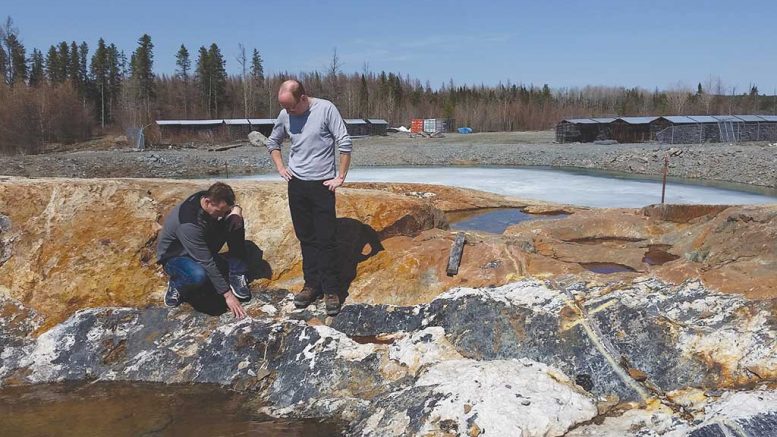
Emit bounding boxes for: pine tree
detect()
[78,42,89,86]
[358,74,369,117]
[91,38,109,126]
[28,48,44,86]
[175,44,191,117]
[45,45,60,82]
[542,84,551,101]
[69,41,80,85]
[249,48,265,116]
[250,48,263,82]
[129,34,155,119]
[106,44,123,121]
[7,34,27,85]
[175,44,190,80]
[207,43,227,117]
[195,43,227,117]
[57,41,70,82]
[195,46,211,116]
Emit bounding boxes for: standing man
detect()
[156,182,250,319]
[265,79,352,316]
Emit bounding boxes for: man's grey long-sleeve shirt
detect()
[156,192,230,293]
[265,97,352,181]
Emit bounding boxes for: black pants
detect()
[288,178,339,294]
[221,215,248,262]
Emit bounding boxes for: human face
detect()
[278,92,307,115]
[202,197,232,219]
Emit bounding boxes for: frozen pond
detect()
[245,167,777,208]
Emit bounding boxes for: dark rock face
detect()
[0,214,12,267]
[424,290,644,401]
[1,278,775,436]
[0,298,42,382]
[736,412,777,437]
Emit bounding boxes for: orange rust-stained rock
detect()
[0,178,452,328]
[1,177,775,329]
[627,368,649,382]
[640,204,732,223]
[505,205,777,300]
[344,230,533,306]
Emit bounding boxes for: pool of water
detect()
[580,262,637,274]
[242,167,777,208]
[0,382,341,437]
[642,244,681,265]
[448,208,566,233]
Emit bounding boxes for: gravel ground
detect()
[1,131,776,189]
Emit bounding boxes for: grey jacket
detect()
[156,191,231,293]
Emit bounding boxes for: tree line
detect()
[1,16,775,154]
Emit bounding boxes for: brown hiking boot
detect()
[324,294,341,316]
[294,286,321,309]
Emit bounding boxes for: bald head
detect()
[279,80,306,100]
[278,80,310,115]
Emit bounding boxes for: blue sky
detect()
[5,0,777,93]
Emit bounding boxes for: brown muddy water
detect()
[642,244,681,266]
[0,382,342,436]
[579,262,637,274]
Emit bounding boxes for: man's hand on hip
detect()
[224,290,247,319]
[277,166,293,181]
[323,175,345,192]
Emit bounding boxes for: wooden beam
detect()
[446,232,466,276]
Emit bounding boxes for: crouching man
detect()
[156,182,250,319]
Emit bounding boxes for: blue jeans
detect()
[163,253,247,296]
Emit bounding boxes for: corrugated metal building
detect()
[558,114,777,144]
[734,115,766,142]
[223,119,252,140]
[555,117,615,143]
[611,116,660,143]
[654,115,777,144]
[653,116,713,143]
[247,118,276,137]
[366,119,389,136]
[158,117,392,142]
[157,119,226,142]
[344,119,370,136]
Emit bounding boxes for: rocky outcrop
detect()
[0,178,459,328]
[2,178,775,330]
[1,178,775,435]
[0,177,584,326]
[1,278,774,435]
[506,204,777,300]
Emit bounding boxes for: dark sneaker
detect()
[229,273,251,300]
[294,286,321,309]
[164,281,182,307]
[324,294,341,316]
